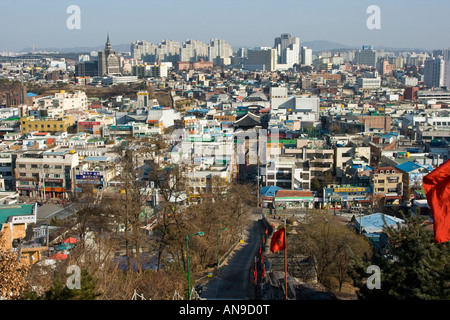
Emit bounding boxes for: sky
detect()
[0,0,449,52]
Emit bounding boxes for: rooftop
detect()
[354,212,404,234]
[0,204,36,226]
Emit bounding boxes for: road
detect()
[200,210,264,300]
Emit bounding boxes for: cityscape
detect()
[0,1,449,308]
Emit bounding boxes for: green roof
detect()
[0,204,35,225]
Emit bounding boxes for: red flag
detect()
[423,160,450,243]
[270,227,286,253]
[253,268,257,284]
[262,265,265,278]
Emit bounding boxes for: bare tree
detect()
[293,212,371,291]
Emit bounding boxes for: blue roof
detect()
[354,213,404,234]
[260,186,281,197]
[187,109,209,113]
[84,156,110,162]
[396,161,432,173]
[26,92,38,97]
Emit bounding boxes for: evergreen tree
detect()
[350,215,450,300]
[37,269,100,300]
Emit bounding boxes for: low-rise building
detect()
[15,149,79,201]
[20,115,74,135]
[371,167,404,206]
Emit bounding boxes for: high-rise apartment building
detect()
[301,46,312,66]
[424,57,445,88]
[442,49,450,88]
[208,39,233,65]
[154,39,181,63]
[130,39,181,63]
[130,40,157,60]
[180,39,209,62]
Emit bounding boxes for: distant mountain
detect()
[18,43,131,54]
[301,40,357,52]
[301,40,430,53]
[18,40,431,55]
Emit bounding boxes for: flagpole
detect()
[284,218,287,300]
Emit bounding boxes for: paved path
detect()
[200,212,264,300]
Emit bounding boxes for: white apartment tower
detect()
[424,57,445,88]
[180,39,209,62]
[301,47,313,66]
[208,39,233,64]
[274,33,300,68]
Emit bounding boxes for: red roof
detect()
[275,190,314,198]
[63,237,79,244]
[50,253,68,260]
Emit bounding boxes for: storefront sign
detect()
[11,215,36,224]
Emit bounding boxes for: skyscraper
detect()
[355,45,377,67]
[274,33,300,68]
[208,39,232,65]
[424,57,445,88]
[442,49,450,88]
[301,46,312,66]
[98,34,120,76]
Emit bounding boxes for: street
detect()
[200,210,264,300]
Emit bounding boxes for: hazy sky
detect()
[1,0,449,52]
